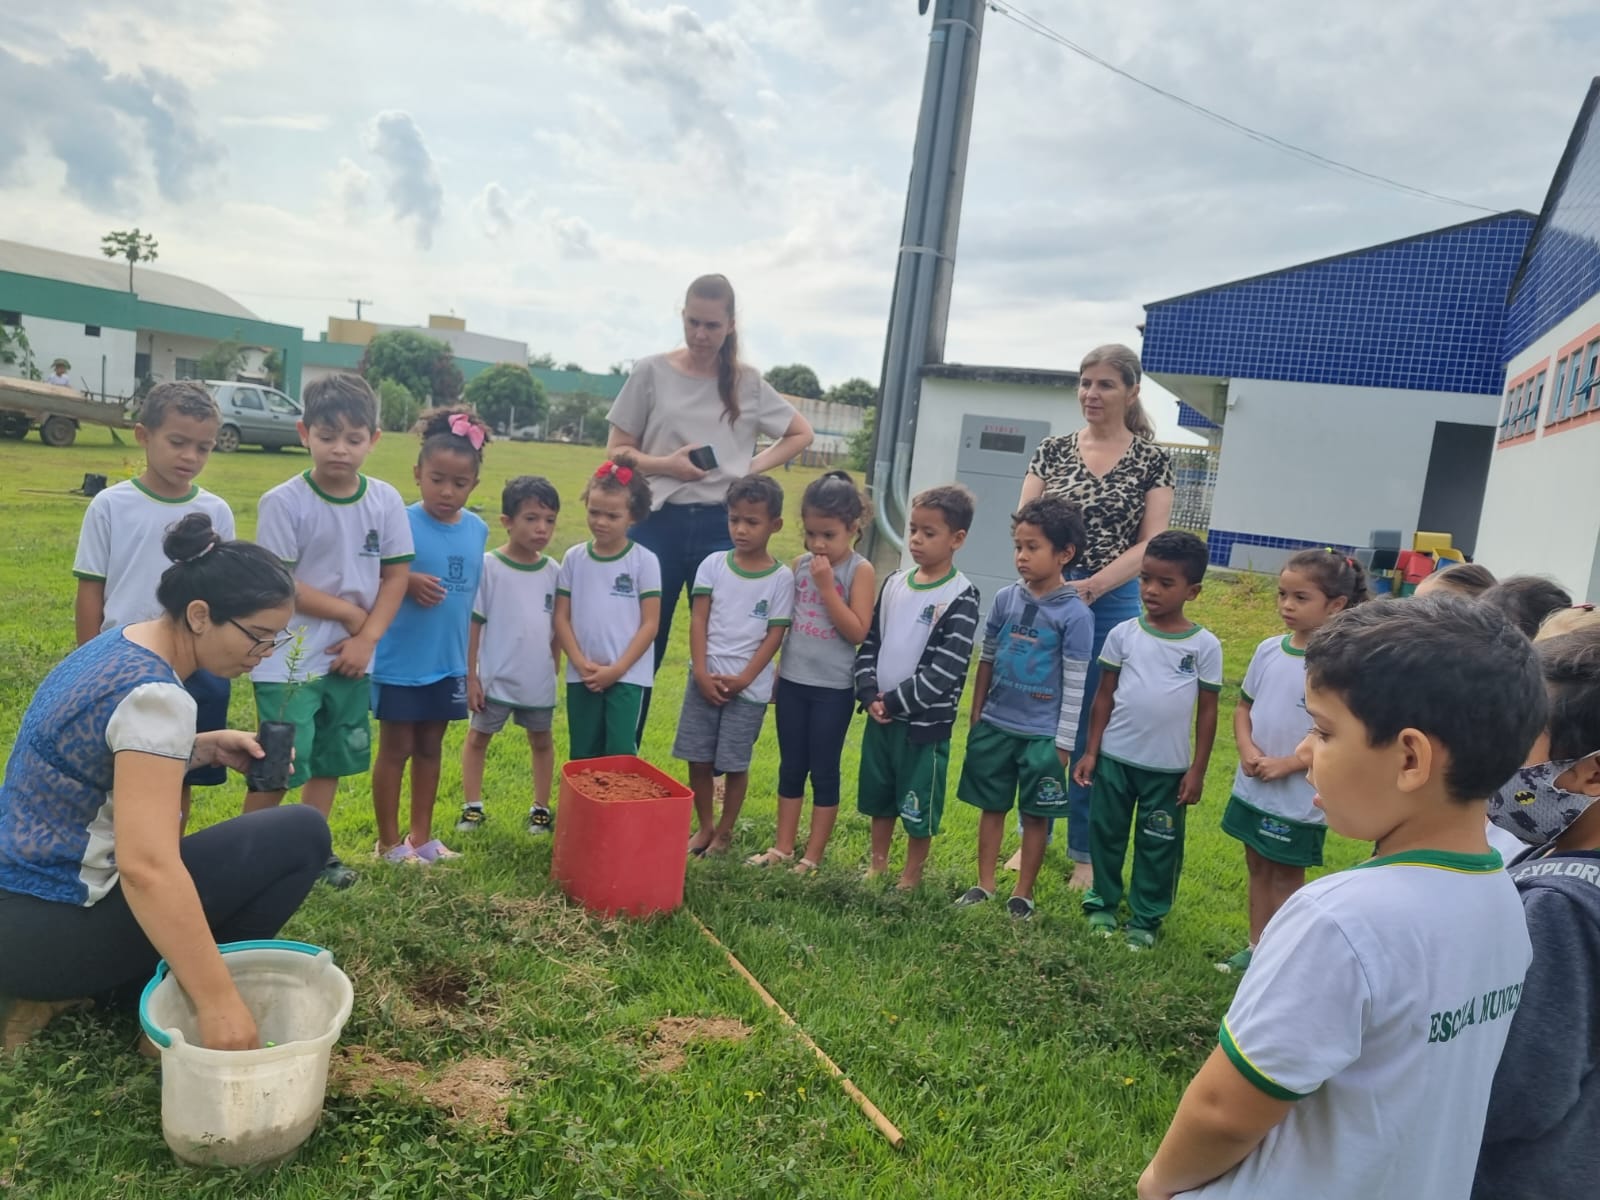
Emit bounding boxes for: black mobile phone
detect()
[688,445,719,471]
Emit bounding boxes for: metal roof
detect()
[0,239,260,321]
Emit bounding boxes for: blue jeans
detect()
[631,501,733,734]
[1020,572,1142,862]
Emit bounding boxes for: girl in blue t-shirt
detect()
[371,409,491,865]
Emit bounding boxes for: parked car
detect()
[204,381,303,452]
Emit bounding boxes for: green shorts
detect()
[566,682,644,761]
[956,721,1069,819]
[857,719,949,839]
[1221,794,1327,867]
[252,673,373,789]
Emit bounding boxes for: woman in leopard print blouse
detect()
[1014,344,1174,888]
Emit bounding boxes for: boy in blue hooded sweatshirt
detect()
[954,497,1094,919]
[1075,530,1222,948]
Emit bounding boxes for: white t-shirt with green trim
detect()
[72,480,236,631]
[1098,616,1223,773]
[691,551,795,704]
[249,471,414,682]
[1232,634,1319,824]
[472,550,559,710]
[1194,849,1531,1200]
[874,567,973,695]
[556,540,662,688]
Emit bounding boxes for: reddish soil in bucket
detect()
[571,770,673,801]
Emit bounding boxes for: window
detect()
[84,325,101,337]
[1578,340,1600,417]
[232,387,263,410]
[0,311,20,327]
[265,390,300,416]
[1527,370,1547,433]
[1500,382,1522,441]
[174,357,201,380]
[1548,359,1568,425]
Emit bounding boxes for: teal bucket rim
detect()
[138,939,331,1049]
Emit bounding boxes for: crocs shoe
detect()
[375,841,422,866]
[1086,910,1119,938]
[954,886,993,907]
[1125,928,1157,951]
[1007,895,1036,920]
[407,837,462,864]
[455,804,488,833]
[321,856,360,887]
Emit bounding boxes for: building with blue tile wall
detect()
[1142,213,1532,568]
[1476,80,1600,601]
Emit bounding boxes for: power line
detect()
[986,0,1498,214]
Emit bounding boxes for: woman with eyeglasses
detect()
[0,514,331,1053]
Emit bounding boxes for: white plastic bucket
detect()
[138,939,354,1168]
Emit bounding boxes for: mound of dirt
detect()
[569,770,674,801]
[640,1016,752,1074]
[332,1048,517,1131]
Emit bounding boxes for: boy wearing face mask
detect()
[1474,627,1600,1200]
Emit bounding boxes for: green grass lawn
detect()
[0,427,1370,1198]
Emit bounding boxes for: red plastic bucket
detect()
[549,755,695,917]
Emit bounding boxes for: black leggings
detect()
[0,805,330,1003]
[774,678,858,807]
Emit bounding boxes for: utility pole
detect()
[348,298,375,320]
[866,0,986,565]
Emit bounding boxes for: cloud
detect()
[547,212,598,260]
[220,113,330,131]
[475,182,515,239]
[0,45,223,207]
[472,0,749,180]
[330,157,372,216]
[366,111,444,249]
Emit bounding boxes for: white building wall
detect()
[1475,292,1600,601]
[146,332,231,383]
[1209,378,1498,547]
[3,316,137,396]
[908,377,1083,502]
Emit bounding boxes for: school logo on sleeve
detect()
[752,599,770,619]
[611,572,635,597]
[362,529,381,556]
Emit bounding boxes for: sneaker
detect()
[1086,910,1119,938]
[320,856,359,888]
[1216,946,1253,974]
[954,886,993,907]
[456,804,488,833]
[527,806,554,835]
[1125,928,1157,951]
[407,837,461,864]
[1007,895,1036,920]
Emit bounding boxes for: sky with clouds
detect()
[5,0,1600,437]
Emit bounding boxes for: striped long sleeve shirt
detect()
[853,567,980,745]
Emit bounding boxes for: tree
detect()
[360,329,461,404]
[847,407,876,472]
[528,351,556,369]
[377,379,420,433]
[547,391,610,445]
[560,361,585,373]
[824,377,877,408]
[464,363,547,433]
[608,361,630,376]
[261,349,285,390]
[0,324,41,380]
[100,229,159,292]
[195,337,245,381]
[765,363,823,400]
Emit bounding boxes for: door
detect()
[1416,421,1494,558]
[262,388,302,447]
[228,386,270,442]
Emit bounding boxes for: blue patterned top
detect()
[0,630,195,906]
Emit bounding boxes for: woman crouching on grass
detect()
[0,514,330,1053]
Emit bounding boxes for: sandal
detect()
[792,858,820,875]
[744,848,794,867]
[704,834,734,857]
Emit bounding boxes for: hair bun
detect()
[163,512,221,563]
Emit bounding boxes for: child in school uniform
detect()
[953,496,1092,918]
[854,484,980,890]
[1075,530,1222,948]
[553,461,660,759]
[458,475,562,835]
[244,375,413,889]
[1140,597,1544,1200]
[72,381,236,827]
[370,409,491,865]
[678,475,794,856]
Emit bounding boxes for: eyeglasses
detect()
[228,619,296,654]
